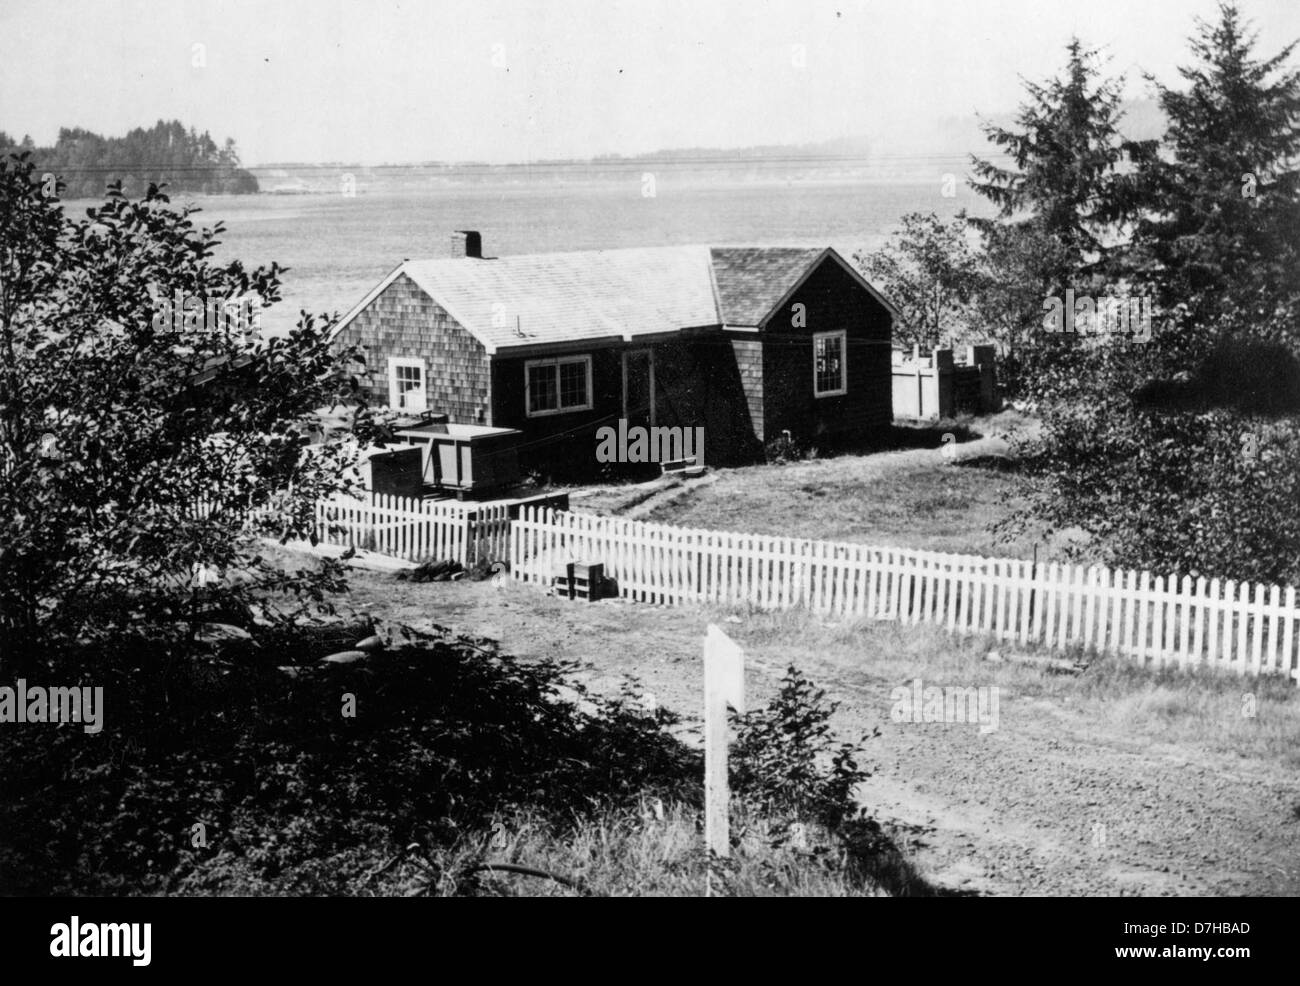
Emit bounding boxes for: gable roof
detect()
[709,247,826,326]
[332,244,896,354]
[405,246,720,352]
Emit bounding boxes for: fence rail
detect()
[312,494,501,565]
[199,492,512,566]
[511,506,1300,683]
[204,492,1300,682]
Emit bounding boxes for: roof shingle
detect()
[709,247,827,326]
[335,243,886,353]
[401,246,719,351]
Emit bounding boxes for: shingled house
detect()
[330,232,898,468]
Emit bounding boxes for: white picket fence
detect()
[511,506,1300,683]
[198,492,511,566]
[311,494,511,565]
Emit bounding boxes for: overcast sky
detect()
[2,0,1299,165]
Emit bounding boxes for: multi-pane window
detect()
[388,357,426,410]
[813,331,846,397]
[559,360,588,408]
[526,356,592,416]
[395,363,421,393]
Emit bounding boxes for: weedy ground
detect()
[316,555,1300,896]
[392,804,888,897]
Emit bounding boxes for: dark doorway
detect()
[622,349,655,429]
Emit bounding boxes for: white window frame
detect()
[388,356,427,410]
[813,330,847,398]
[525,355,593,418]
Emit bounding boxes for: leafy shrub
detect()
[0,625,700,895]
[1003,334,1300,585]
[0,155,384,665]
[730,666,876,829]
[0,630,888,895]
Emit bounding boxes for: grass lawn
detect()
[617,411,1078,562]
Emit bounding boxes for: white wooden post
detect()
[704,624,745,862]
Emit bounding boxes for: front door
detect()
[622,349,655,429]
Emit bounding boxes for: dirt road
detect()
[332,566,1300,897]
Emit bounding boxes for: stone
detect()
[195,623,254,647]
[320,650,369,664]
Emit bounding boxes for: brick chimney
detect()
[450,230,482,258]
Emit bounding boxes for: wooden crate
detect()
[573,562,604,601]
[554,561,603,601]
[552,561,575,600]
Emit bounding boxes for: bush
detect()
[0,625,700,895]
[730,666,876,830]
[1004,332,1300,585]
[0,155,383,664]
[0,631,883,895]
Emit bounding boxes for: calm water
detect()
[70,177,991,334]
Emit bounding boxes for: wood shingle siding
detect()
[729,337,766,444]
[333,273,491,423]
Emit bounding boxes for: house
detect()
[329,232,898,469]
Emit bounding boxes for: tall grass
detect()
[719,606,1300,767]
[417,804,887,897]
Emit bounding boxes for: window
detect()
[526,355,592,417]
[813,331,846,397]
[388,357,426,410]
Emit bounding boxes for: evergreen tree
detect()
[969,38,1127,294]
[1001,5,1300,585]
[1112,2,1300,344]
[964,39,1129,395]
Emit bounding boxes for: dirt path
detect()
[787,652,1300,897]
[325,565,1300,897]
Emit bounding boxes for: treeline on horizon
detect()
[0,120,258,197]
